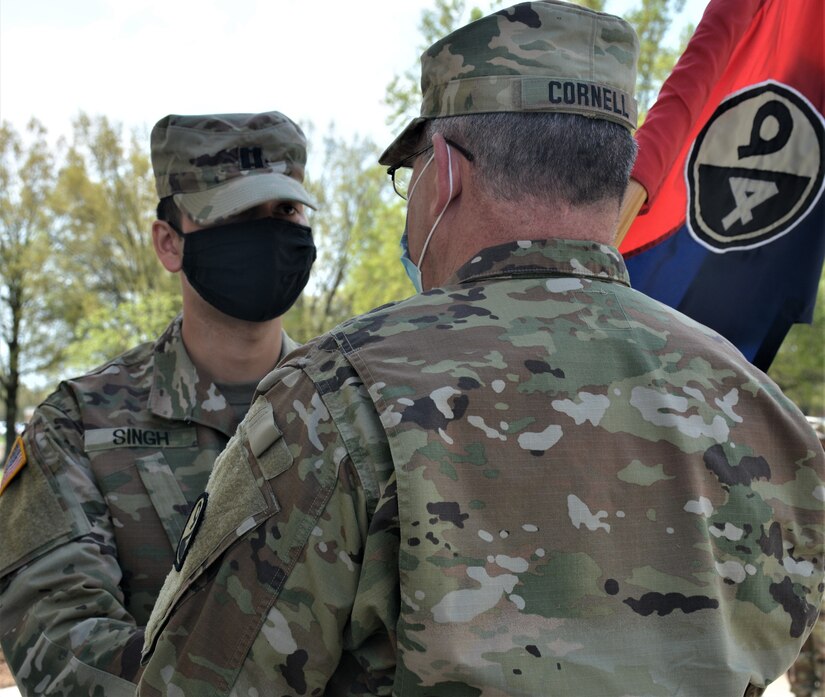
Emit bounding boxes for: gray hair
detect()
[424,112,637,205]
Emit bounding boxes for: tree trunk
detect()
[3,305,22,463]
[3,382,17,463]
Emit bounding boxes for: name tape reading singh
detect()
[84,427,198,451]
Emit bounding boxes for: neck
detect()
[423,192,621,287]
[180,306,283,384]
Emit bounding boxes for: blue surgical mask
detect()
[399,147,453,293]
[400,226,423,293]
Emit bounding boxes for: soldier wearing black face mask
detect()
[151,111,318,342]
[171,215,315,322]
[0,111,316,696]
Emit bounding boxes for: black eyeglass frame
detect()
[387,138,475,200]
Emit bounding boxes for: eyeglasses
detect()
[387,138,474,200]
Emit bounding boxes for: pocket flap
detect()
[247,399,293,480]
[136,453,190,549]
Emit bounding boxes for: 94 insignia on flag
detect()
[619,0,825,371]
[687,80,824,252]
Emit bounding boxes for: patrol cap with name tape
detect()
[379,0,640,166]
[151,111,318,225]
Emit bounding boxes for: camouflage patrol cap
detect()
[379,0,640,165]
[151,111,317,225]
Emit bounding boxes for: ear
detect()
[429,133,462,217]
[152,220,184,273]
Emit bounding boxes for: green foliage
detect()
[343,200,412,316]
[0,116,180,452]
[283,128,409,342]
[64,294,181,373]
[48,115,179,374]
[0,119,62,456]
[624,0,688,116]
[51,115,176,304]
[769,272,825,416]
[0,120,63,373]
[576,0,606,10]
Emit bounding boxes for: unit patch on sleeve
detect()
[175,492,208,571]
[0,436,27,496]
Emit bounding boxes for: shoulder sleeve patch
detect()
[0,436,27,495]
[0,438,82,576]
[174,493,208,572]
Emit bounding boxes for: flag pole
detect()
[615,179,647,247]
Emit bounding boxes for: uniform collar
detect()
[447,238,631,288]
[148,316,296,435]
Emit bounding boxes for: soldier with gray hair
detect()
[0,111,317,695]
[138,3,825,695]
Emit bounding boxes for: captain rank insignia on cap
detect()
[175,492,208,571]
[0,436,27,496]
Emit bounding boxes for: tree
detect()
[1,115,182,455]
[625,0,689,116]
[0,120,60,459]
[769,271,825,417]
[283,128,408,342]
[49,114,180,372]
[343,199,411,317]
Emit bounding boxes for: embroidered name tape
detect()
[85,427,197,452]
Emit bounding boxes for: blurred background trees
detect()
[1,0,823,460]
[0,120,57,455]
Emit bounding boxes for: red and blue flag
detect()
[620,0,825,370]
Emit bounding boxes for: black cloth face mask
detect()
[178,217,316,322]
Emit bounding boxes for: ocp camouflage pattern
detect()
[151,111,308,199]
[380,0,639,165]
[0,316,294,696]
[139,240,825,697]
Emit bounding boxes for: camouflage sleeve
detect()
[138,349,398,696]
[0,396,142,697]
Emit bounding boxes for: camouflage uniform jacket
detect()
[0,314,297,696]
[138,240,825,697]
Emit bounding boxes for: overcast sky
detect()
[1,0,708,154]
